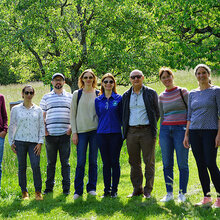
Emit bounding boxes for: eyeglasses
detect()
[24,91,34,95]
[83,76,93,80]
[103,80,114,84]
[130,75,142,80]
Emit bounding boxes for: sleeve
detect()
[182,88,189,108]
[39,96,47,112]
[158,95,164,124]
[1,95,8,132]
[38,108,45,144]
[118,97,123,124]
[215,87,220,118]
[70,90,78,134]
[95,98,100,118]
[8,107,17,146]
[187,92,192,121]
[153,91,160,122]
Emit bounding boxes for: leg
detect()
[87,130,98,192]
[109,133,123,194]
[173,125,189,194]
[45,136,58,191]
[140,126,156,194]
[74,132,89,195]
[58,135,71,193]
[202,130,220,196]
[97,134,111,193]
[15,141,28,192]
[159,125,174,193]
[189,130,210,197]
[28,142,42,192]
[0,137,5,189]
[126,127,143,193]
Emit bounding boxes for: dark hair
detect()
[100,73,117,95]
[22,85,35,98]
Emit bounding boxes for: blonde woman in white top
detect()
[9,85,45,200]
[70,69,99,200]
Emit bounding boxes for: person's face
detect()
[160,71,174,88]
[52,76,65,89]
[196,67,210,84]
[23,87,34,101]
[102,77,114,92]
[130,71,144,88]
[82,72,94,87]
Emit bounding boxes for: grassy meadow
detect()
[0,69,220,219]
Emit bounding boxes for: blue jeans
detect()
[0,137,5,189]
[159,125,189,194]
[45,134,71,192]
[97,133,122,193]
[189,129,220,197]
[74,130,98,195]
[15,141,42,192]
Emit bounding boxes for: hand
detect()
[45,129,49,136]
[11,144,17,154]
[34,144,42,156]
[0,131,6,138]
[72,133,78,145]
[66,127,72,136]
[183,135,190,149]
[215,134,220,148]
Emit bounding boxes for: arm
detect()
[8,107,17,153]
[70,91,78,145]
[183,121,191,149]
[215,87,220,148]
[158,97,164,125]
[215,120,220,148]
[0,95,8,138]
[43,111,49,136]
[153,91,160,122]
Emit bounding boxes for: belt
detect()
[129,125,150,129]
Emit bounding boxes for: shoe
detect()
[178,193,186,203]
[111,192,117,198]
[63,190,70,195]
[143,193,151,199]
[195,197,212,207]
[22,191,29,200]
[212,198,220,208]
[101,191,111,198]
[73,194,81,200]
[160,193,174,202]
[35,191,43,201]
[127,189,144,198]
[88,191,97,196]
[43,189,53,195]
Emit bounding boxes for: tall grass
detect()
[0,70,219,219]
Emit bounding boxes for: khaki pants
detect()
[126,126,156,194]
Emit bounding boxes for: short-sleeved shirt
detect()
[188,86,220,130]
[40,90,72,136]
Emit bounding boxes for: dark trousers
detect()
[15,141,42,192]
[45,134,71,192]
[189,129,220,197]
[126,126,156,194]
[97,133,123,193]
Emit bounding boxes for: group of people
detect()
[0,64,219,208]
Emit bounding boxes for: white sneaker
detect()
[160,193,174,202]
[73,194,80,200]
[178,193,186,203]
[88,191,97,196]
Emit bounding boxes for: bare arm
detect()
[215,119,220,148]
[183,121,191,149]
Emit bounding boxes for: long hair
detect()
[159,67,174,79]
[100,73,117,95]
[78,69,97,89]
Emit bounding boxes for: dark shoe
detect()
[143,192,151,199]
[127,190,143,198]
[43,189,53,195]
[101,191,111,198]
[22,191,29,200]
[63,190,70,195]
[111,192,118,198]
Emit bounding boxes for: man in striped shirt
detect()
[40,73,72,195]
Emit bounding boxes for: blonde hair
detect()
[159,67,174,79]
[100,73,117,95]
[78,69,97,89]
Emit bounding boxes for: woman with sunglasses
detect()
[70,69,99,200]
[158,67,189,203]
[8,85,45,200]
[95,73,123,198]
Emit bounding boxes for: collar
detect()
[165,86,178,92]
[131,86,143,95]
[99,91,117,100]
[51,89,66,95]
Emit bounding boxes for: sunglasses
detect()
[130,75,142,80]
[83,76,93,80]
[24,91,34,95]
[103,80,114,84]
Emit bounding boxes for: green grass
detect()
[0,70,220,219]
